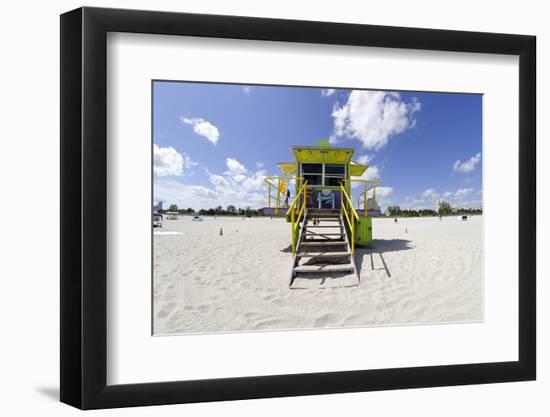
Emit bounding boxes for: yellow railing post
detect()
[363,186,367,217]
[340,184,360,256]
[276,178,280,215]
[291,207,295,255]
[287,180,308,256]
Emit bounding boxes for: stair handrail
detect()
[340,184,359,255]
[340,184,359,222]
[288,180,308,255]
[264,176,303,215]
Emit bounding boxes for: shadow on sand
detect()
[280,239,414,281]
[354,239,415,279]
[280,244,293,253]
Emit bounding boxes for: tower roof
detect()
[276,143,368,176]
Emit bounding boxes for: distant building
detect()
[153,201,163,212]
[365,197,382,217]
[260,207,284,217]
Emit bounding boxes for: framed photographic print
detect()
[60,7,536,409]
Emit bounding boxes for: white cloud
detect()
[352,185,393,210]
[153,144,196,177]
[376,186,393,198]
[400,196,427,211]
[364,166,380,180]
[181,117,220,145]
[192,186,217,199]
[453,152,481,173]
[373,186,394,209]
[154,179,217,210]
[351,165,380,188]
[225,158,248,177]
[401,187,481,210]
[422,188,439,201]
[454,188,473,199]
[155,156,270,210]
[232,174,247,183]
[209,174,231,189]
[356,154,373,165]
[242,171,266,192]
[321,88,336,97]
[207,158,268,207]
[331,91,421,150]
[256,161,264,168]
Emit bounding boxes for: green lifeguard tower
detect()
[264,140,381,287]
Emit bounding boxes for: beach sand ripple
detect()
[153,216,483,335]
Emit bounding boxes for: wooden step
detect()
[294,264,354,273]
[303,239,344,243]
[305,225,342,228]
[300,241,348,247]
[297,251,350,258]
[305,232,342,236]
[307,214,340,218]
[306,219,342,225]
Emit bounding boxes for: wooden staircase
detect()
[290,208,359,288]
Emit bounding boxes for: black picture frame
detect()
[60,6,536,410]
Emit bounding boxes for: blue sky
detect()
[153,81,482,211]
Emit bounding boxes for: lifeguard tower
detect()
[264,140,381,287]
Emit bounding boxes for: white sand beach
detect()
[153,215,482,335]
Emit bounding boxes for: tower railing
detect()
[347,179,381,216]
[340,183,359,255]
[287,180,308,255]
[264,176,303,215]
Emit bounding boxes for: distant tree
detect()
[437,201,453,216]
[168,204,178,211]
[226,205,237,215]
[402,209,418,217]
[388,205,402,216]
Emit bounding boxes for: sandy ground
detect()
[153,215,482,335]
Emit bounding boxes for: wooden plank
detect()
[307,214,340,218]
[305,225,342,228]
[300,241,347,247]
[297,251,350,258]
[294,264,354,273]
[305,232,342,236]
